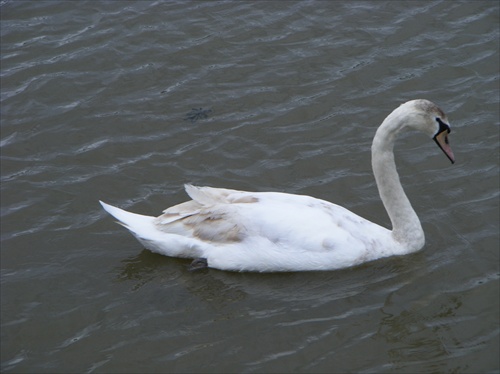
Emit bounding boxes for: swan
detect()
[100,99,455,272]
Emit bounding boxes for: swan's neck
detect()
[371,112,424,252]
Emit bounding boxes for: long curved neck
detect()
[371,111,424,252]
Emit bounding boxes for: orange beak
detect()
[434,130,455,164]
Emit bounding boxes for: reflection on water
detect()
[115,250,174,291]
[117,250,249,307]
[379,293,468,372]
[379,307,452,367]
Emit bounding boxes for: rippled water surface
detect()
[1,1,499,373]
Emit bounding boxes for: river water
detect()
[1,1,499,373]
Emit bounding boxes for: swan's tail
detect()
[100,201,156,234]
[99,201,206,259]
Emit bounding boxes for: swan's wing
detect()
[155,185,256,243]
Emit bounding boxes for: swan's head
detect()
[400,99,455,164]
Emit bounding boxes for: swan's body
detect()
[100,99,455,272]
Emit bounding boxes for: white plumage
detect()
[100,99,455,272]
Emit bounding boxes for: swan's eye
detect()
[436,117,450,134]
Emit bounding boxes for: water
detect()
[1,1,499,372]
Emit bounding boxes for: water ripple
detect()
[1,1,498,373]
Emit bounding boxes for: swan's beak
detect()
[434,130,455,164]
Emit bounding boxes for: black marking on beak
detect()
[435,117,450,135]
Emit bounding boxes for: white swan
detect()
[100,99,455,272]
